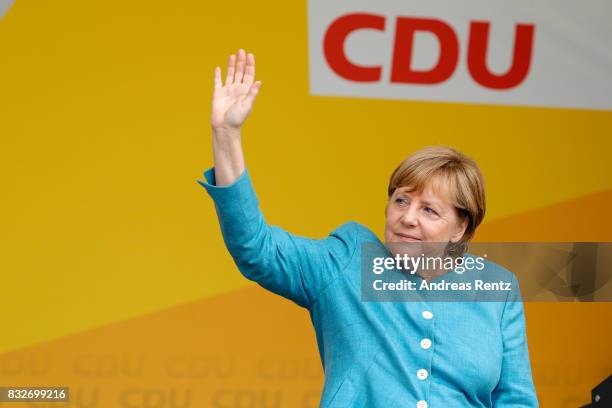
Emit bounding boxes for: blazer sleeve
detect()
[197,167,358,309]
[491,274,539,407]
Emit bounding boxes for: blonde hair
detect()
[387,146,486,255]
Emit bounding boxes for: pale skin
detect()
[385,184,468,281]
[211,48,261,186]
[211,50,467,280]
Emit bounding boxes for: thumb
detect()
[243,81,262,111]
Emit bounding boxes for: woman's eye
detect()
[395,198,408,205]
[424,207,438,215]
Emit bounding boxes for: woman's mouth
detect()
[395,233,422,242]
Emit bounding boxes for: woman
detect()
[198,49,539,407]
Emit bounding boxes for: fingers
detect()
[234,49,246,84]
[225,54,236,86]
[213,66,222,90]
[243,81,262,110]
[243,53,255,86]
[220,49,255,88]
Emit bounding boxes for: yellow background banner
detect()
[1,1,610,406]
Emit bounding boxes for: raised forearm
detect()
[209,49,261,186]
[212,127,245,186]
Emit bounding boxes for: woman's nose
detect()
[400,204,419,226]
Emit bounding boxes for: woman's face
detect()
[384,181,468,248]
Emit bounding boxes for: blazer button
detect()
[420,338,432,349]
[422,310,433,319]
[416,400,428,408]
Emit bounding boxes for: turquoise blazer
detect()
[198,167,539,408]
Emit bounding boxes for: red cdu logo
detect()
[324,13,535,90]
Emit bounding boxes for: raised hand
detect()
[211,49,262,131]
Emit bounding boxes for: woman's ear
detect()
[450,217,468,243]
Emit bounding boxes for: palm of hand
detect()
[212,82,251,129]
[211,50,261,131]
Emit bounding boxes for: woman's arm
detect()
[211,49,260,186]
[198,50,358,309]
[492,275,539,407]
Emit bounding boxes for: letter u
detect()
[467,21,535,89]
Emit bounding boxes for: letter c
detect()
[323,13,385,82]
